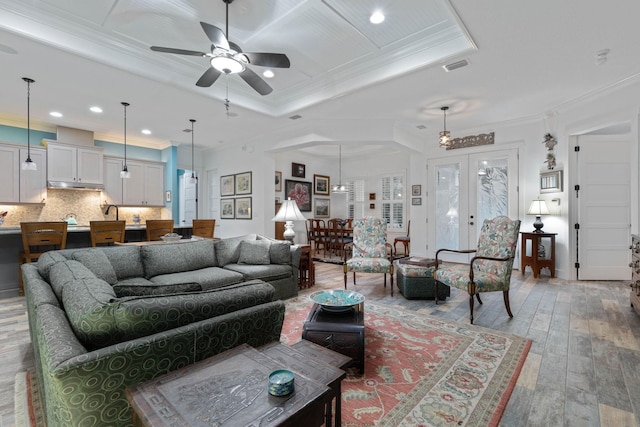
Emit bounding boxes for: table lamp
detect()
[527,199,550,233]
[273,198,306,244]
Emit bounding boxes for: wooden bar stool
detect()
[19,221,68,296]
[90,220,126,246]
[145,220,174,241]
[192,219,215,238]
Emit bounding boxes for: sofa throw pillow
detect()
[49,260,103,302]
[238,240,272,265]
[36,251,69,282]
[270,241,292,264]
[62,276,118,349]
[71,249,118,285]
[216,235,256,266]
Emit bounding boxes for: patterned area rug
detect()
[281,297,531,427]
[14,370,44,427]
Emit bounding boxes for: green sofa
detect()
[22,234,301,427]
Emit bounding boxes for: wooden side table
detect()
[297,244,315,288]
[520,232,557,278]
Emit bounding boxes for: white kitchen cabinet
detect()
[47,142,104,185]
[19,147,47,203]
[102,156,124,205]
[0,143,46,204]
[0,145,19,203]
[121,160,165,206]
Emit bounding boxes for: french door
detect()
[427,148,519,262]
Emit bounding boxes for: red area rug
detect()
[281,298,531,427]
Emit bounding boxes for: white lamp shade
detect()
[272,199,306,222]
[527,200,550,215]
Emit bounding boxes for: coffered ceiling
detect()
[0,0,638,156]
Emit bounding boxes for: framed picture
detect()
[220,175,235,196]
[540,170,563,193]
[235,171,252,195]
[165,190,171,203]
[315,198,330,218]
[369,203,375,209]
[292,162,306,178]
[275,171,282,192]
[220,199,235,219]
[285,179,312,212]
[412,185,422,196]
[313,174,330,195]
[369,193,376,200]
[235,197,252,219]
[411,197,422,206]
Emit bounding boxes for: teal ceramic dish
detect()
[268,369,295,396]
[309,289,365,312]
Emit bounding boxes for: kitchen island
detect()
[0,223,193,298]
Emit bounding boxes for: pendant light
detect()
[331,145,348,193]
[439,106,452,148]
[120,102,131,179]
[189,119,197,184]
[21,77,37,171]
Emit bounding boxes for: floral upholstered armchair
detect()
[344,216,394,294]
[435,216,521,324]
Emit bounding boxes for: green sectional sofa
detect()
[22,234,301,427]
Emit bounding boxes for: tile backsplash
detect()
[0,189,167,226]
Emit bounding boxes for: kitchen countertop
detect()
[0,223,191,235]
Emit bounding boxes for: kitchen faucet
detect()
[104,204,119,221]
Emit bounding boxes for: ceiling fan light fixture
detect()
[210,55,245,74]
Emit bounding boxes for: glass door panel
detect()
[428,148,518,262]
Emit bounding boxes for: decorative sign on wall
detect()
[446,132,495,150]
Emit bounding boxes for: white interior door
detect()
[576,135,631,280]
[427,148,519,261]
[180,171,197,224]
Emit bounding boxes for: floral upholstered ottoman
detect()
[394,258,450,300]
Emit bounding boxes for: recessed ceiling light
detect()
[370,10,385,24]
[141,129,151,135]
[90,106,103,113]
[49,111,63,118]
[263,70,274,78]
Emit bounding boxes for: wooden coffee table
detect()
[302,303,365,373]
[126,343,331,427]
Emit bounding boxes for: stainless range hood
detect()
[47,181,104,190]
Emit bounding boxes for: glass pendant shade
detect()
[121,102,130,179]
[331,145,348,193]
[21,77,37,171]
[439,106,452,148]
[189,119,197,184]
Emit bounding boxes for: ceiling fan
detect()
[150,0,290,95]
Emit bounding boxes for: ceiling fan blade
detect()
[150,46,207,56]
[243,52,291,68]
[200,22,229,50]
[196,67,222,87]
[239,67,273,95]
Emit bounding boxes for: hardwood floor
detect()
[1,260,638,426]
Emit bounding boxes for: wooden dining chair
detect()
[90,220,126,246]
[19,221,68,296]
[192,219,215,238]
[327,218,353,259]
[145,220,174,241]
[393,220,411,257]
[309,219,327,257]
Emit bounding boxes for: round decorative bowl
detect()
[161,233,182,243]
[268,369,295,396]
[309,289,365,313]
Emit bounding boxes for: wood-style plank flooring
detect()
[1,258,639,427]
